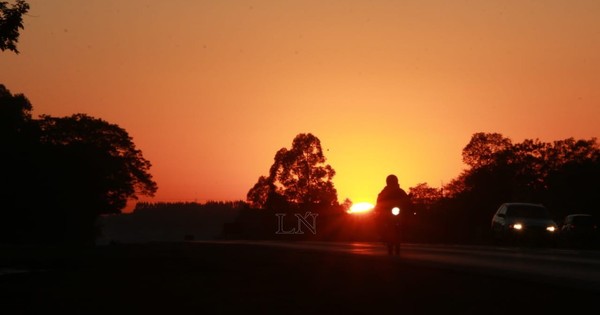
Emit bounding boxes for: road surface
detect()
[2,241,599,314]
[199,240,600,291]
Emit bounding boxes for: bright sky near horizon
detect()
[2,0,599,210]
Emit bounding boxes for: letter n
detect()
[295,212,318,235]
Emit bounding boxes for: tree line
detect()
[409,132,600,243]
[4,84,597,245]
[239,132,600,244]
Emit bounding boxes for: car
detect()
[560,214,598,248]
[491,203,558,246]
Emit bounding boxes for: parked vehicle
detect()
[491,203,558,246]
[560,214,598,248]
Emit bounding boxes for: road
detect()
[197,240,600,291]
[3,241,600,314]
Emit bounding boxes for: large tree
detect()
[0,84,40,243]
[247,133,339,212]
[0,85,157,244]
[37,114,158,214]
[0,0,29,53]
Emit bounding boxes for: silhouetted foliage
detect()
[409,183,442,211]
[0,85,156,245]
[0,0,29,54]
[241,131,600,244]
[247,133,340,213]
[422,132,600,244]
[246,175,272,209]
[379,132,600,246]
[462,132,512,169]
[133,200,248,213]
[98,201,246,243]
[37,114,157,213]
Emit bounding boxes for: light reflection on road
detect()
[197,240,600,291]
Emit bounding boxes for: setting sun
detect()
[348,202,375,214]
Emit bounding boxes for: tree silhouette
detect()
[0,0,29,54]
[543,138,600,216]
[247,133,339,212]
[431,132,600,244]
[409,183,442,210]
[462,132,512,169]
[37,114,157,214]
[246,175,271,209]
[0,85,157,244]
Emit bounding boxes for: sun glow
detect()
[348,202,375,214]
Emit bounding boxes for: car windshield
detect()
[506,205,549,219]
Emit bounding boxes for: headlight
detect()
[512,223,523,230]
[391,207,400,216]
[546,226,556,232]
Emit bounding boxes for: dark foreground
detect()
[1,242,598,314]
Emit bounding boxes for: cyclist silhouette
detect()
[374,174,411,255]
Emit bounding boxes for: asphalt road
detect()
[1,241,599,314]
[206,240,600,291]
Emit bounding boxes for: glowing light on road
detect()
[392,207,400,216]
[348,202,375,214]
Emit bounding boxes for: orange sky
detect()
[2,0,599,210]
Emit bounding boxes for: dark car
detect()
[491,203,558,246]
[560,214,598,248]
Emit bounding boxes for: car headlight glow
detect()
[512,223,523,230]
[546,226,556,232]
[391,207,400,216]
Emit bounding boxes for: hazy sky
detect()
[2,0,599,209]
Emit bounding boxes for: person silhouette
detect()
[374,174,411,255]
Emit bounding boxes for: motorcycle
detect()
[382,206,403,255]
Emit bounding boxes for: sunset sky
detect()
[2,0,599,210]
